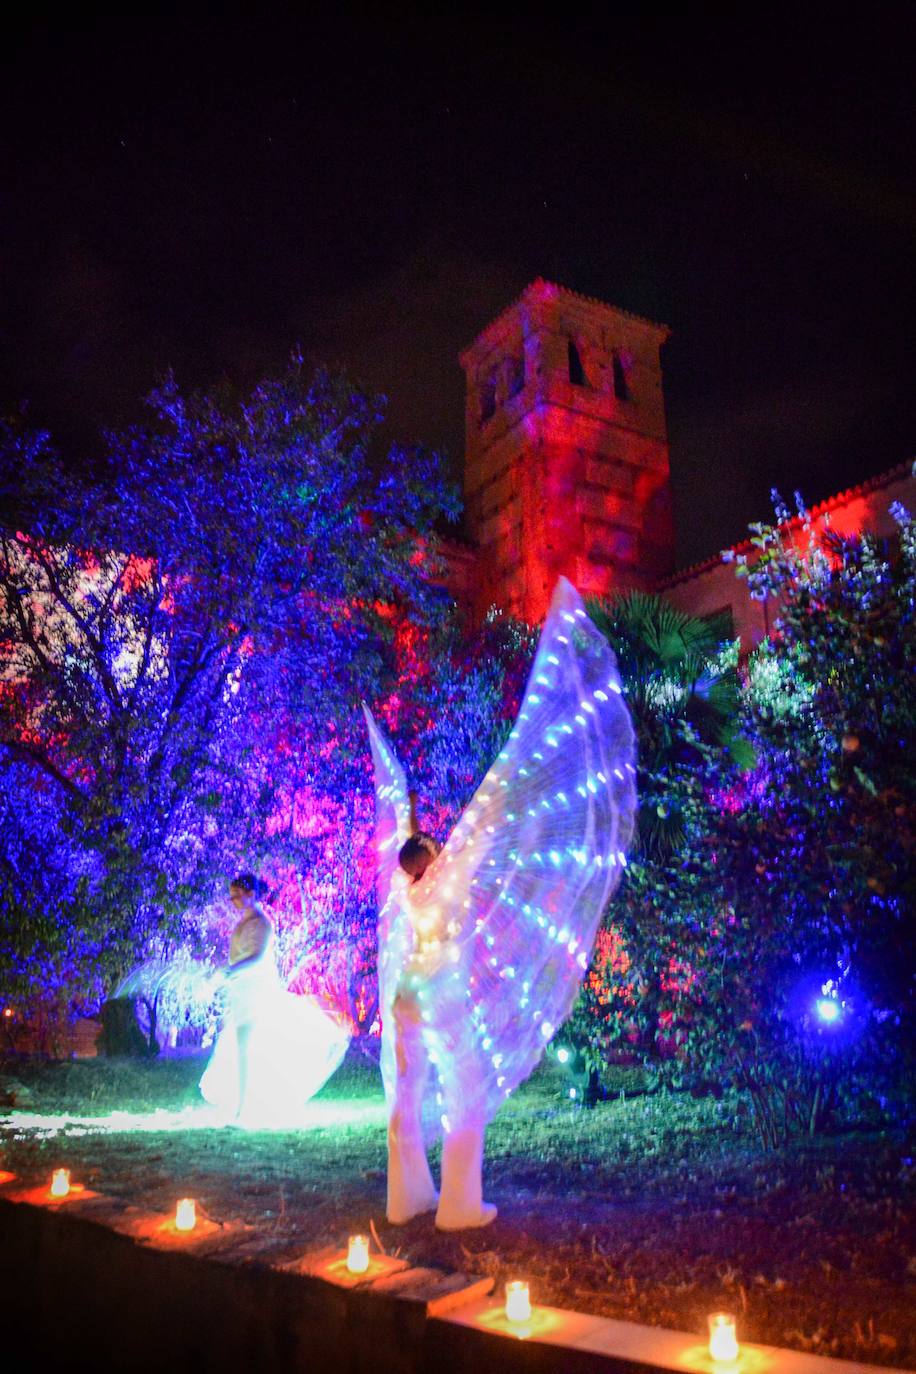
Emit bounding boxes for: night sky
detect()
[3,7,914,567]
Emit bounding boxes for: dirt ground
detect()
[1,1050,913,1368]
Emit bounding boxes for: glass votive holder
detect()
[49,1168,71,1198]
[346,1234,370,1274]
[175,1198,197,1231]
[708,1311,739,1363]
[505,1279,531,1323]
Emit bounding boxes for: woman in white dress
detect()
[199,873,350,1125]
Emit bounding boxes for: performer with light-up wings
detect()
[364,577,636,1229]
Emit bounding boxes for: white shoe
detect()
[436,1201,497,1232]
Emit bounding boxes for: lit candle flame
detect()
[50,1168,70,1198]
[346,1234,369,1274]
[708,1312,739,1363]
[175,1198,196,1231]
[505,1280,531,1323]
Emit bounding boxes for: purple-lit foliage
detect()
[0,361,466,1034]
[572,499,915,1144]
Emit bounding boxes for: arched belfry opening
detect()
[612,350,630,401]
[459,279,674,623]
[479,373,497,424]
[568,339,587,387]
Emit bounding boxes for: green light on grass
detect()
[2,1099,387,1138]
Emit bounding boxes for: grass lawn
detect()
[1,1049,913,1367]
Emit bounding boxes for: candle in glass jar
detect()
[346,1234,369,1274]
[49,1168,70,1198]
[708,1312,739,1363]
[505,1280,531,1323]
[175,1198,196,1232]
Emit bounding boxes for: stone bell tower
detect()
[459,279,674,623]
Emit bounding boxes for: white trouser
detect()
[386,994,485,1228]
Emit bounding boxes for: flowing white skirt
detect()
[200,966,350,1125]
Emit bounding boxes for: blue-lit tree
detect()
[0,361,460,1032]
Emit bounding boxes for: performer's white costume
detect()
[199,908,350,1124]
[365,577,636,1228]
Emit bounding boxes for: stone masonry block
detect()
[574,487,640,526]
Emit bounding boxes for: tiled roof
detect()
[658,458,915,589]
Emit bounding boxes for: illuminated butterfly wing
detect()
[361,704,414,911]
[391,576,637,1128]
[362,703,419,1110]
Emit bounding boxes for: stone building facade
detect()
[661,460,916,647]
[457,278,673,624]
[448,279,915,647]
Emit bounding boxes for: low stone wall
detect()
[0,1194,905,1374]
[1,1198,353,1374]
[1,1014,101,1058]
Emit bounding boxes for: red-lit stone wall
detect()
[459,279,674,623]
[662,462,916,650]
[449,281,914,644]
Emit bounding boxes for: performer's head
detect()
[229,872,259,910]
[398,833,439,881]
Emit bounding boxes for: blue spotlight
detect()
[816,997,841,1024]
